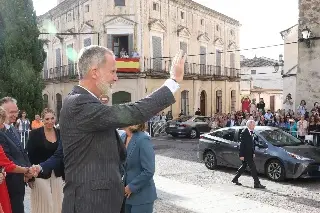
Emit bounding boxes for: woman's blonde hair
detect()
[128,123,147,133]
[0,106,7,124]
[41,108,55,119]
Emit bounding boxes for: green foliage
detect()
[0,0,46,119]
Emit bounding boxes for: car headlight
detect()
[287,152,312,161]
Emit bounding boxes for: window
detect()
[84,4,90,13]
[222,129,236,141]
[67,11,73,22]
[200,19,204,26]
[251,70,256,74]
[211,129,235,141]
[84,38,91,47]
[194,117,210,123]
[153,2,159,11]
[115,0,125,6]
[216,90,222,113]
[231,90,236,112]
[43,94,49,109]
[230,29,234,36]
[216,24,220,31]
[181,90,189,116]
[180,11,185,19]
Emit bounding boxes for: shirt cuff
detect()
[163,79,180,94]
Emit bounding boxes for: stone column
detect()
[297,0,320,110]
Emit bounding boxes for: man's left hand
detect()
[124,185,132,198]
[253,154,255,158]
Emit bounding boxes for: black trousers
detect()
[233,158,260,185]
[8,189,25,213]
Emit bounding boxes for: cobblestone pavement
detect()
[24,136,320,212]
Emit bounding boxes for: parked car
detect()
[198,126,320,181]
[165,116,211,139]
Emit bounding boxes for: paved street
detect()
[24,135,320,212]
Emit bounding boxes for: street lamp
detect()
[300,26,312,48]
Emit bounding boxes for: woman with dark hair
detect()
[120,123,157,213]
[27,108,64,213]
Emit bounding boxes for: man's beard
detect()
[96,80,112,97]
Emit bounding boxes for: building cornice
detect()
[280,24,298,39]
[171,0,240,27]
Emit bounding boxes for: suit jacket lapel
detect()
[126,134,138,162]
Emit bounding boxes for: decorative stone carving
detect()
[214,36,224,46]
[148,19,166,32]
[80,21,94,33]
[197,32,210,43]
[177,25,191,38]
[52,36,62,45]
[228,40,237,49]
[104,16,136,27]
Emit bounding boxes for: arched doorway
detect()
[56,93,62,121]
[43,94,49,109]
[181,90,189,115]
[200,90,207,116]
[112,91,131,105]
[216,90,222,113]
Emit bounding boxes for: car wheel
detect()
[265,159,285,181]
[204,150,217,170]
[190,129,198,139]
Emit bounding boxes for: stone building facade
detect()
[240,56,283,111]
[297,0,320,110]
[39,0,241,118]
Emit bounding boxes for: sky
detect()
[32,0,299,60]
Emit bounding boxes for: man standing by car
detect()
[232,120,266,189]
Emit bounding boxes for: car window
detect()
[194,117,206,122]
[210,131,223,138]
[222,129,236,141]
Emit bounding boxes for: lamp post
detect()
[301,26,311,48]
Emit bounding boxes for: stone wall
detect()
[297,0,320,110]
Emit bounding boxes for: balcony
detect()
[143,57,240,80]
[42,57,240,81]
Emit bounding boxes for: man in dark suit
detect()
[59,46,185,213]
[232,120,266,189]
[0,97,33,213]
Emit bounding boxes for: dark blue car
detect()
[198,126,320,181]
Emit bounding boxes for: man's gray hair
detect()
[77,45,114,78]
[246,119,256,127]
[0,97,17,107]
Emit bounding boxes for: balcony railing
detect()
[43,57,240,80]
[143,57,240,78]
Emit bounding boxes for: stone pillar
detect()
[297,0,320,110]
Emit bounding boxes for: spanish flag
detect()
[116,58,140,73]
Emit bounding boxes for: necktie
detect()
[7,127,21,147]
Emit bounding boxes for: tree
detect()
[0,0,46,119]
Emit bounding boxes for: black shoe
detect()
[232,180,242,186]
[254,184,266,189]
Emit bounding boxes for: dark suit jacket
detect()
[120,131,157,206]
[27,127,64,179]
[59,85,175,213]
[40,139,63,172]
[239,128,256,159]
[0,129,30,195]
